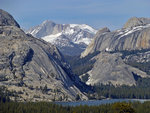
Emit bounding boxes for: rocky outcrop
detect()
[0,9,88,102]
[85,52,148,86]
[0,9,20,28]
[96,27,110,35]
[81,18,150,57]
[124,17,150,28]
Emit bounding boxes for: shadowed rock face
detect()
[81,18,150,58]
[0,9,88,102]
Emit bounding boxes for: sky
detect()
[0,0,150,30]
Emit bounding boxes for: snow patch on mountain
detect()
[117,24,150,38]
[42,33,62,42]
[69,24,97,34]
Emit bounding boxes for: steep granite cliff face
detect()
[81,27,110,57]
[81,17,150,58]
[0,9,88,102]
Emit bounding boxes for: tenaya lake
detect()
[55,99,150,106]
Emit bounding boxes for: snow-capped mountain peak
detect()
[42,20,54,24]
[26,20,97,56]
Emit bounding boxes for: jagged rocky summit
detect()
[0,9,88,102]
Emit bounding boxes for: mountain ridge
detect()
[81,17,150,58]
[27,20,97,56]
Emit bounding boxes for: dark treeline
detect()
[2,99,150,113]
[93,77,150,99]
[1,82,150,113]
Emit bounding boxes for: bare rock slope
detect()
[0,9,87,102]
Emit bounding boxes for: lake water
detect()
[55,99,150,106]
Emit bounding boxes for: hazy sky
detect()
[0,0,150,30]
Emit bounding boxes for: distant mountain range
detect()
[27,20,97,56]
